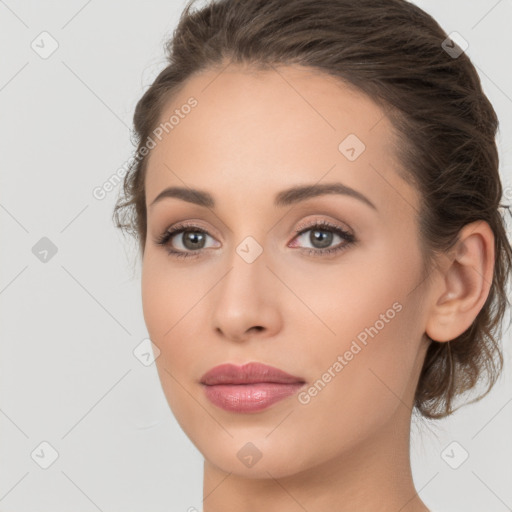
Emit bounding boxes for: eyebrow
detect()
[149,182,377,211]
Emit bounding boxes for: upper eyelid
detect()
[166,219,350,235]
[295,219,351,233]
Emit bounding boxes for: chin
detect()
[195,430,317,479]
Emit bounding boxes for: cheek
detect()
[141,252,209,372]
[282,238,419,349]
[141,257,170,340]
[289,291,423,469]
[141,256,204,422]
[141,252,200,338]
[292,237,424,407]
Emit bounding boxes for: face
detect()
[141,63,432,479]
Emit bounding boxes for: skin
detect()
[140,62,495,512]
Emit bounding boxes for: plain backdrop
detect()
[1,1,511,511]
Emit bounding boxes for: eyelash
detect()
[154,220,356,259]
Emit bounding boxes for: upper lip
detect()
[200,362,306,385]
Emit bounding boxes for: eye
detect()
[154,219,356,259]
[154,222,220,259]
[289,220,356,257]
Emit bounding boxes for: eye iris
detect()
[183,231,205,250]
[311,229,333,248]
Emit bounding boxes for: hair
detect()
[113,0,512,419]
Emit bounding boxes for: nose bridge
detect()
[217,199,273,274]
[210,222,281,315]
[211,194,286,300]
[222,230,270,297]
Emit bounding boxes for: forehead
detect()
[144,63,417,218]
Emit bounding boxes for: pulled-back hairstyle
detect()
[113,0,512,419]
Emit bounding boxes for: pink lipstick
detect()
[200,362,306,413]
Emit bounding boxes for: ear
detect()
[425,220,495,343]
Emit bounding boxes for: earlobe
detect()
[425,220,495,343]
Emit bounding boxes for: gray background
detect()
[1,1,511,511]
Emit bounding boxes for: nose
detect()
[210,247,283,343]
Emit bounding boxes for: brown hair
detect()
[113,0,512,419]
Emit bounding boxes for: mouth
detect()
[200,362,306,413]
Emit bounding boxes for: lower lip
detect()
[202,382,305,413]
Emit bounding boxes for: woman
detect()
[113,0,512,510]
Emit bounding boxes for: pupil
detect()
[184,231,204,249]
[311,229,332,249]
